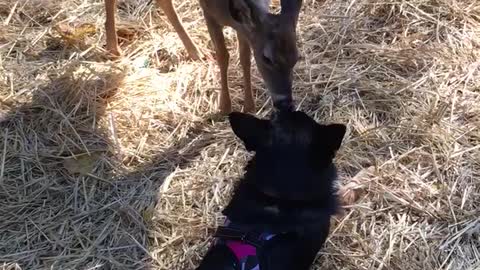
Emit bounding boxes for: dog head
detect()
[229,111,346,201]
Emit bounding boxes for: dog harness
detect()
[213,220,276,270]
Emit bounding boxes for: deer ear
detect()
[229,112,270,151]
[229,0,266,29]
[281,0,303,25]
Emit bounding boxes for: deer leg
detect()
[204,15,231,114]
[105,0,122,56]
[156,0,201,60]
[237,33,254,113]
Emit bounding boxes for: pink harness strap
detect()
[215,220,276,269]
[225,240,257,260]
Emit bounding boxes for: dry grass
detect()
[1,0,479,269]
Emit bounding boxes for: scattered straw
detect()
[1,0,479,269]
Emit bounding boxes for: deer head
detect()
[229,0,303,111]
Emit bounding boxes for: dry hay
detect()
[1,0,479,269]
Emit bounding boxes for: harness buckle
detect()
[241,231,262,247]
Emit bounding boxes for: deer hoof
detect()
[106,46,122,58]
[242,102,255,113]
[218,101,232,114]
[186,46,203,61]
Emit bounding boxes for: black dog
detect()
[196,111,346,270]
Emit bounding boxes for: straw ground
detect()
[0,0,479,269]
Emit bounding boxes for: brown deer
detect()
[104,0,303,113]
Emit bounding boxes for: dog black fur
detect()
[196,111,346,270]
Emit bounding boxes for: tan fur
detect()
[104,0,301,113]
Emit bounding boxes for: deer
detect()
[104,0,303,113]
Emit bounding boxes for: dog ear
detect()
[229,112,270,151]
[316,123,346,153]
[325,124,346,151]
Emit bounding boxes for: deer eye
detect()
[261,43,276,67]
[262,54,273,66]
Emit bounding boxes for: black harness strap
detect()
[214,226,266,248]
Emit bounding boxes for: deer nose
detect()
[272,94,294,112]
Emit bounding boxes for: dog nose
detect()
[272,94,294,112]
